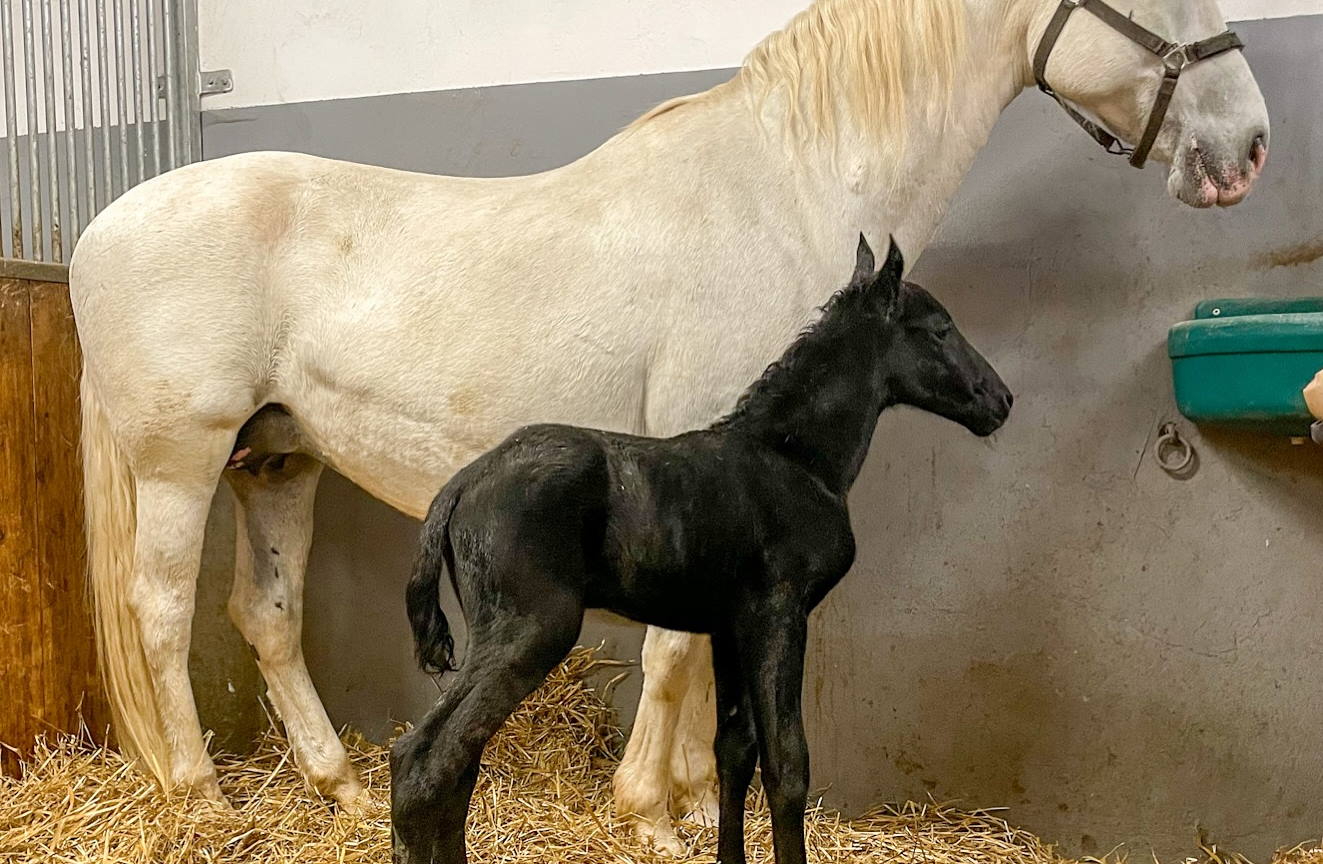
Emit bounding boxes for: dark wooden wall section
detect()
[0,266,105,774]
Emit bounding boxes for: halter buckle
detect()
[1162,45,1190,75]
[1105,138,1134,157]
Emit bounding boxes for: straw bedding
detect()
[1,648,1317,864]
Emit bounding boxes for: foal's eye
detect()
[930,324,951,341]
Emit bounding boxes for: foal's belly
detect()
[589,588,722,636]
[590,558,735,632]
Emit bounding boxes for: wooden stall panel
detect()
[0,275,104,775]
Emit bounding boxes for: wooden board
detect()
[0,275,104,774]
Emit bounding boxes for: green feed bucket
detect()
[1168,298,1323,436]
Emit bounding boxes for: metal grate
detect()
[0,0,198,263]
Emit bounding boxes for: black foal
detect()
[390,236,1013,864]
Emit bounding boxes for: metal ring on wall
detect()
[1154,422,1194,474]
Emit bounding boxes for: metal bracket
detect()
[200,69,234,96]
[156,68,233,99]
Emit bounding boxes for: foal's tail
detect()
[406,478,464,674]
[81,371,171,785]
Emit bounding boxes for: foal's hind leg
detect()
[391,594,584,864]
[225,452,365,809]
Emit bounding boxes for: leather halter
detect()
[1033,0,1244,168]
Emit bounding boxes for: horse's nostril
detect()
[1004,392,1014,410]
[1249,134,1267,172]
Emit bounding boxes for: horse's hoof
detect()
[681,790,720,828]
[311,764,369,815]
[182,774,233,810]
[632,817,686,857]
[331,779,371,816]
[201,794,236,813]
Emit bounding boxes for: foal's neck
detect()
[716,299,893,496]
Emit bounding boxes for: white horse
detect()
[69,0,1267,851]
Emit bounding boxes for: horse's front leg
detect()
[225,454,365,810]
[672,664,720,825]
[712,631,757,864]
[613,627,715,854]
[740,609,810,864]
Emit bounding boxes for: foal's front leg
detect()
[742,613,811,864]
[712,631,757,864]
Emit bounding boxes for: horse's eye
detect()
[931,324,951,340]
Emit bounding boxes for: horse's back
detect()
[70,151,451,304]
[67,152,510,436]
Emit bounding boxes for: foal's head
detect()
[861,236,1012,437]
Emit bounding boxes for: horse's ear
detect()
[880,234,905,281]
[851,233,875,284]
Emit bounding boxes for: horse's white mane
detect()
[631,0,968,149]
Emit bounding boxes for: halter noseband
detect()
[1033,0,1244,168]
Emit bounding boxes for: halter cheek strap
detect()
[1033,0,1244,169]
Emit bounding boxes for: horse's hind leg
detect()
[224,445,365,809]
[131,458,235,801]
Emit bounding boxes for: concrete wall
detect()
[196,0,1323,109]
[190,13,1323,862]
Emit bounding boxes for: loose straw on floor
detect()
[1,648,1316,864]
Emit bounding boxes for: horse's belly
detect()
[283,330,650,518]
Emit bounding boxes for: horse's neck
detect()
[837,0,1032,255]
[631,0,1032,266]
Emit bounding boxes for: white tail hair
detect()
[81,370,170,785]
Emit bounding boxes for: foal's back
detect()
[447,422,852,634]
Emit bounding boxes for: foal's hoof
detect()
[631,815,687,857]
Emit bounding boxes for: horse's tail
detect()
[81,371,171,785]
[406,476,465,675]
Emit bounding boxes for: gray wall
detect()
[195,17,1323,860]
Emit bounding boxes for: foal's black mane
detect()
[713,276,891,430]
[708,237,904,494]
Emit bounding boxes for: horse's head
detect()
[861,237,1012,437]
[1027,0,1268,207]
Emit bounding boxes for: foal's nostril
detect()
[1004,392,1014,410]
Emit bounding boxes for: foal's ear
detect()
[874,235,904,317]
[851,233,875,284]
[880,234,905,281]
